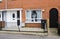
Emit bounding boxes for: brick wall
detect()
[25,23,41,28]
[0,0,60,27]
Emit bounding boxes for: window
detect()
[31,11,37,22]
[26,10,42,23]
[0,14,1,18]
[12,13,15,18]
[17,11,20,18]
[2,11,7,21]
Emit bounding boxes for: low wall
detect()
[25,23,41,28]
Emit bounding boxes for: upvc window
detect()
[26,9,42,23]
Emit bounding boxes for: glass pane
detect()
[12,13,15,18]
[26,10,31,19]
[17,11,20,18]
[36,10,41,18]
[2,11,7,21]
[0,14,1,18]
[31,10,37,18]
[31,10,37,22]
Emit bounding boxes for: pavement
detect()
[0,30,48,36]
[0,33,60,39]
[0,30,60,39]
[0,28,59,36]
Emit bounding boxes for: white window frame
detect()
[0,11,2,21]
[25,9,42,23]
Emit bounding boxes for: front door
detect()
[17,11,20,26]
[49,8,58,28]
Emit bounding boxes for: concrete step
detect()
[2,26,18,30]
[0,31,48,36]
[2,26,44,32]
[49,28,58,36]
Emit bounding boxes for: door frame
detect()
[49,8,58,28]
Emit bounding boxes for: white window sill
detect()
[25,21,41,23]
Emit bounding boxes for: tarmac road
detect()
[0,33,60,39]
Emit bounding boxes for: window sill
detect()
[25,21,41,23]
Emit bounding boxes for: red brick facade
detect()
[0,0,60,27]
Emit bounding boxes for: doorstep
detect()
[0,30,48,36]
[48,28,58,36]
[2,27,44,32]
